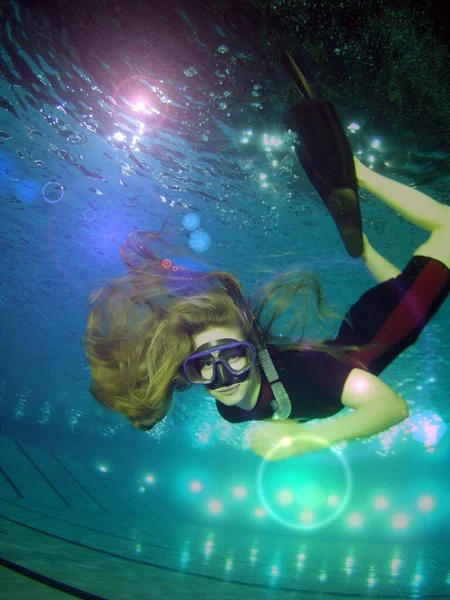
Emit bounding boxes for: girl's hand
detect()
[249,419,329,462]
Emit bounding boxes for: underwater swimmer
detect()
[184,157,450,460]
[84,59,450,461]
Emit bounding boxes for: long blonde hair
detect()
[83,218,367,430]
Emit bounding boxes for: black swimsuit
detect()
[216,256,450,423]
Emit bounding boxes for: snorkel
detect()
[219,277,292,420]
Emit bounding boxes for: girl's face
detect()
[191,326,261,410]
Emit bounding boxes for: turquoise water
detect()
[0,0,449,598]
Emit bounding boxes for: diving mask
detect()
[182,338,257,391]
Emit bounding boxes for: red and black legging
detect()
[331,256,450,375]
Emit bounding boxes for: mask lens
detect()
[222,346,248,372]
[197,355,214,380]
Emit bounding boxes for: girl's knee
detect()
[412,228,450,270]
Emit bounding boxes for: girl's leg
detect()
[362,233,401,284]
[355,158,450,269]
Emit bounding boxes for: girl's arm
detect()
[249,371,409,461]
[307,368,409,447]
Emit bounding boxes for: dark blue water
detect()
[0,1,449,598]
